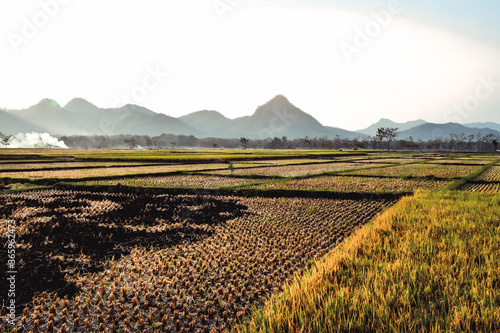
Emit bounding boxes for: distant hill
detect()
[3,95,365,139]
[398,122,500,140]
[1,96,498,141]
[464,122,500,132]
[0,109,47,134]
[179,110,234,137]
[230,95,337,139]
[5,99,83,135]
[1,98,202,136]
[226,95,362,139]
[357,118,427,136]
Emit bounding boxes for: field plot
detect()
[341,163,478,178]
[0,159,66,164]
[0,164,235,180]
[0,161,160,171]
[0,188,396,332]
[425,159,490,165]
[78,174,266,188]
[244,191,500,332]
[207,163,384,177]
[475,166,500,181]
[0,149,364,162]
[460,182,500,193]
[238,159,339,165]
[353,158,421,164]
[250,175,452,192]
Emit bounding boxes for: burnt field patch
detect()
[0,189,247,311]
[0,187,396,332]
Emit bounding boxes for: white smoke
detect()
[5,132,68,149]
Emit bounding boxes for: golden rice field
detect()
[242,191,500,332]
[249,175,452,192]
[341,163,478,178]
[78,175,266,189]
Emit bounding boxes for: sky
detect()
[1,0,499,131]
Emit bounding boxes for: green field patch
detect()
[0,148,366,162]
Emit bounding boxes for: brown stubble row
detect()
[0,189,395,332]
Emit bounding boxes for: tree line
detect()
[1,130,498,152]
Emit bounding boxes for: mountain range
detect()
[1,95,499,141]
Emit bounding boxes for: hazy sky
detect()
[1,0,499,130]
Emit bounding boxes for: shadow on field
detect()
[0,189,248,309]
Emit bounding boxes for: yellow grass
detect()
[241,190,500,332]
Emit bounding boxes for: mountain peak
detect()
[64,98,102,114]
[64,98,97,109]
[40,98,61,108]
[358,118,428,135]
[181,110,231,121]
[378,118,393,123]
[260,94,294,109]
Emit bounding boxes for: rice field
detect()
[341,163,478,178]
[425,159,490,165]
[0,151,498,332]
[0,164,231,180]
[353,158,423,164]
[0,160,64,164]
[0,188,396,332]
[78,174,266,189]
[236,159,336,165]
[249,175,452,192]
[242,191,500,332]
[0,161,160,171]
[460,182,500,193]
[475,166,500,181]
[207,162,385,177]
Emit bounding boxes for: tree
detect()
[240,137,249,149]
[385,128,399,151]
[0,132,10,146]
[351,136,359,150]
[265,137,282,149]
[145,138,153,149]
[375,129,385,150]
[333,135,342,149]
[376,127,399,151]
[281,136,288,149]
[302,136,311,149]
[484,134,500,152]
[124,137,138,149]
